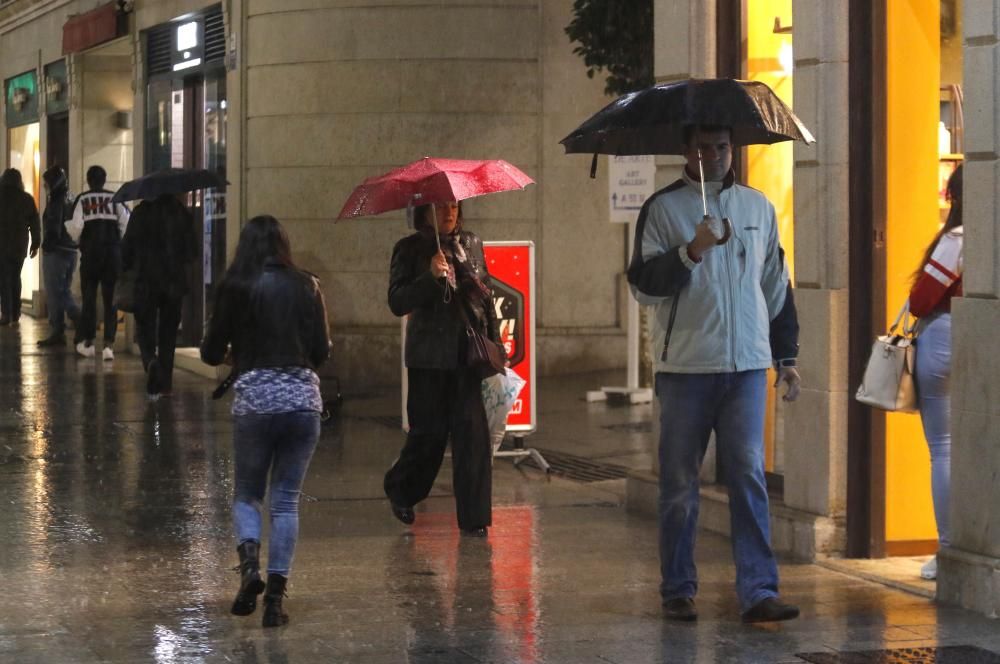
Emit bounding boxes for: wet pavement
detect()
[2,317,998,663]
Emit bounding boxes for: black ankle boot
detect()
[262,574,289,628]
[230,540,265,616]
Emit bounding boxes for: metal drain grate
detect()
[520,449,629,482]
[601,421,653,434]
[796,646,1000,664]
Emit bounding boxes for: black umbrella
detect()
[560,78,815,159]
[111,168,228,203]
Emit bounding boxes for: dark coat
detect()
[201,261,331,374]
[388,229,502,370]
[121,196,197,300]
[0,184,40,262]
[41,190,77,253]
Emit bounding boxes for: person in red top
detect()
[908,164,963,581]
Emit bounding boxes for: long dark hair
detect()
[227,215,295,280]
[913,164,963,282]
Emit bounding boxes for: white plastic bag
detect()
[481,369,527,453]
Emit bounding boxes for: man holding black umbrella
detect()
[628,125,801,623]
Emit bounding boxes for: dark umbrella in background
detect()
[111,168,227,203]
[560,78,815,226]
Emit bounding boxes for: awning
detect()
[62,2,124,55]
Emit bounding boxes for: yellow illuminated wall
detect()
[884,1,940,548]
[746,0,794,474]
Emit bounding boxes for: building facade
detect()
[0,0,628,382]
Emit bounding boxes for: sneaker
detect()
[920,556,937,580]
[102,347,114,361]
[76,341,95,358]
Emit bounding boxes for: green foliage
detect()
[564,0,654,97]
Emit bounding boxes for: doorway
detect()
[847,0,962,558]
[145,71,227,346]
[46,112,69,172]
[9,122,41,304]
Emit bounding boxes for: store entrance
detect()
[9,122,41,305]
[145,71,227,346]
[46,113,69,172]
[848,0,962,566]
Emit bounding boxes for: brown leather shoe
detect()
[741,597,799,623]
[663,597,697,621]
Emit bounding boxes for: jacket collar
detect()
[681,166,736,192]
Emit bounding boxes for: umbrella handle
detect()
[697,149,708,217]
[430,205,452,303]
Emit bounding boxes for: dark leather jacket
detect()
[389,229,502,370]
[201,261,331,374]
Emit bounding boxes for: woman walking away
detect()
[383,201,503,536]
[122,193,197,398]
[909,164,963,581]
[201,215,330,627]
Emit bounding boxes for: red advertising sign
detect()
[484,241,536,432]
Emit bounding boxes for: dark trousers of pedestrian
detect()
[78,250,120,345]
[42,250,80,335]
[384,367,492,530]
[0,256,26,323]
[135,294,183,393]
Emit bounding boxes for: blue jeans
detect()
[656,370,778,611]
[42,250,80,334]
[915,313,951,547]
[232,411,320,577]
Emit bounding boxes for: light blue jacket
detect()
[629,169,790,374]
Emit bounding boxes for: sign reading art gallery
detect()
[5,71,39,128]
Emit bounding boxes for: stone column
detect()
[765,0,851,559]
[937,0,1000,618]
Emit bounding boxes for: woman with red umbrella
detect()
[383,200,503,536]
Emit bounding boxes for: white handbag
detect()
[855,301,919,413]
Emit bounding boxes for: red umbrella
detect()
[336,157,534,220]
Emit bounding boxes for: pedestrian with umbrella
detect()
[113,168,224,397]
[562,78,810,623]
[338,157,533,536]
[120,194,197,398]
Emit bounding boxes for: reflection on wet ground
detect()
[0,318,997,663]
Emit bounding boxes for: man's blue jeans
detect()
[233,411,320,577]
[656,370,778,611]
[42,250,80,334]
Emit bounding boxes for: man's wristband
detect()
[774,358,797,369]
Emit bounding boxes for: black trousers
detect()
[384,367,492,530]
[79,249,120,344]
[0,256,25,322]
[135,294,183,392]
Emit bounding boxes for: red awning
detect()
[62,2,121,55]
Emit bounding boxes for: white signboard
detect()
[608,155,655,223]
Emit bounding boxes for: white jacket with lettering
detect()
[65,189,130,254]
[628,169,793,374]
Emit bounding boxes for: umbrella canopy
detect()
[336,158,534,220]
[560,78,815,157]
[111,168,227,203]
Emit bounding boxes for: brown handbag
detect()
[459,301,506,378]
